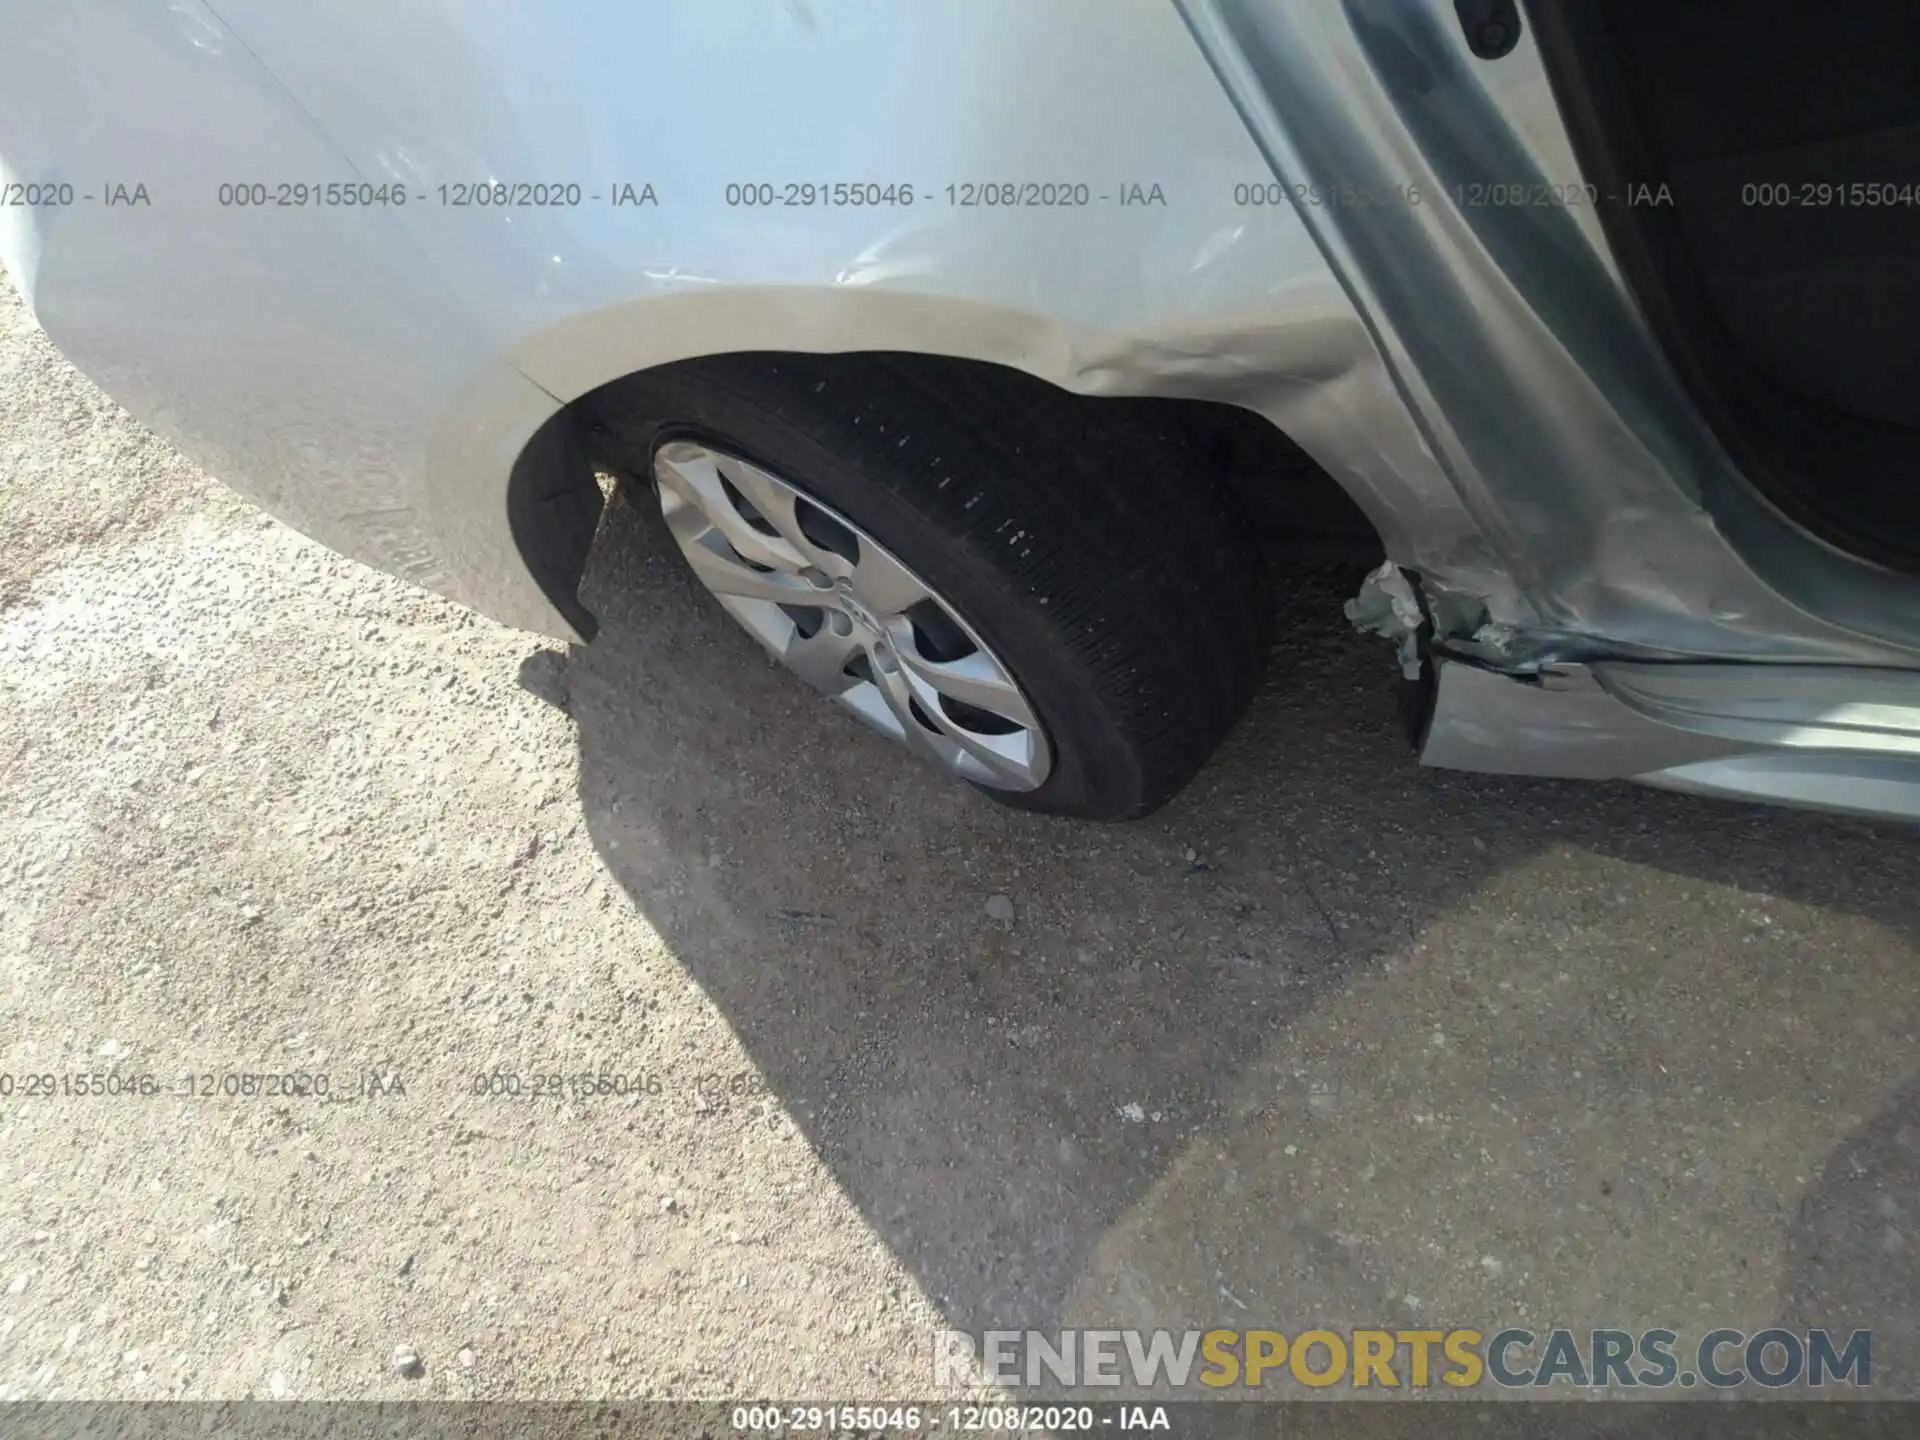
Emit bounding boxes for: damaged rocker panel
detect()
[1356,559,1920,820]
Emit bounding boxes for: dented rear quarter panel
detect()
[0,0,1449,643]
[6,0,1920,690]
[1179,0,1920,672]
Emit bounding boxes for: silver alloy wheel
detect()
[652,439,1053,790]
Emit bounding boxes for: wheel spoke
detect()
[895,647,1038,732]
[846,541,929,613]
[681,538,825,606]
[910,683,1042,786]
[711,453,849,576]
[781,624,864,696]
[870,661,957,768]
[657,446,806,573]
[869,651,1039,786]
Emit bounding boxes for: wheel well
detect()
[505,399,605,642]
[1103,391,1386,558]
[508,351,1384,637]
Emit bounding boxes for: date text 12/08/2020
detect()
[0,1070,405,1100]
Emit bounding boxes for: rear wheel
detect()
[581,353,1273,820]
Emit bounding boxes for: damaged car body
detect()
[1196,0,1920,821]
[3,0,1918,820]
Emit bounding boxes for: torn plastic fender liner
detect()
[1345,560,1565,749]
[1343,560,1444,747]
[1344,560,1428,680]
[1347,560,1557,673]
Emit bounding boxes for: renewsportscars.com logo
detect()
[934,1327,1873,1391]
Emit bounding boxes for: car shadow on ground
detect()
[555,487,1919,1409]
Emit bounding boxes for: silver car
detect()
[4,0,1918,820]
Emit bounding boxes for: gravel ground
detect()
[1,273,1917,1404]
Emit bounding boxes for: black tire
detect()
[580,353,1272,820]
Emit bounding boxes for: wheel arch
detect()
[485,284,1416,643]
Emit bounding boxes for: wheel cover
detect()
[652,440,1053,791]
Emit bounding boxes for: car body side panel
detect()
[0,0,579,637]
[192,0,1338,363]
[1,0,1474,644]
[201,0,1491,614]
[1421,656,1920,823]
[9,0,1920,819]
[1179,0,1920,669]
